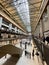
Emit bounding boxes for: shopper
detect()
[43,36,45,43]
[46,36,49,44]
[36,50,39,62]
[32,49,34,59]
[20,41,22,47]
[25,42,27,49]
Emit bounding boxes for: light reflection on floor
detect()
[0,40,47,65]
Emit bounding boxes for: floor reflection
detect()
[3,56,19,65]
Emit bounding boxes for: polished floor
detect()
[0,40,47,65]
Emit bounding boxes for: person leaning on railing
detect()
[43,36,45,43]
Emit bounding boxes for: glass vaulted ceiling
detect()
[13,0,31,32]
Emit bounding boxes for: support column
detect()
[40,19,44,37]
[0,17,2,29]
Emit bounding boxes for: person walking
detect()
[36,50,39,62]
[20,41,22,47]
[25,42,27,49]
[32,49,34,59]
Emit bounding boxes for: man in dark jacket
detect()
[46,36,49,44]
[25,42,27,49]
[43,37,45,43]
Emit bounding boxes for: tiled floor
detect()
[16,40,44,65]
[0,40,47,65]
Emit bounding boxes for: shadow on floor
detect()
[3,56,19,65]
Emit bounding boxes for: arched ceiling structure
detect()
[29,0,48,34]
[0,0,48,34]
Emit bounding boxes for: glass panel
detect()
[13,0,31,32]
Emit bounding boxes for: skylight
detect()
[13,0,31,32]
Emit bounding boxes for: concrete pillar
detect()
[40,18,45,37]
[0,17,2,29]
[39,20,43,37]
[34,23,40,37]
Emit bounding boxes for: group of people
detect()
[43,36,49,44]
[32,47,39,60]
[20,40,31,49]
[20,40,40,60]
[20,41,27,48]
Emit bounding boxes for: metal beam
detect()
[8,8,16,12]
[1,1,27,8]
[29,5,40,9]
[0,3,27,33]
[29,1,42,6]
[34,0,48,32]
[30,8,39,12]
